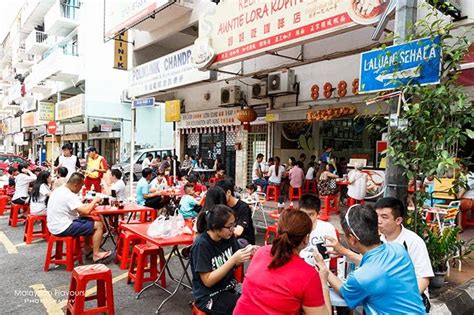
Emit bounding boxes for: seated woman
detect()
[234,210,331,315]
[191,205,254,314]
[30,171,52,216]
[268,156,286,187]
[317,164,339,196]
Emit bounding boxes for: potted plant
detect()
[424,226,461,288]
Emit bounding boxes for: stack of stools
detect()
[66,264,115,315]
[0,195,10,215]
[9,203,30,227]
[115,230,145,270]
[319,195,340,221]
[303,180,317,194]
[23,214,49,244]
[44,235,83,272]
[289,187,302,201]
[266,186,280,201]
[127,243,166,292]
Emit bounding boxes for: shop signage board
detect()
[21,112,35,128]
[129,45,214,97]
[56,94,85,120]
[37,102,55,122]
[104,0,170,38]
[177,108,240,128]
[11,117,21,134]
[100,124,113,132]
[196,0,389,68]
[165,100,181,122]
[21,97,36,112]
[114,31,128,70]
[132,97,155,109]
[359,36,442,93]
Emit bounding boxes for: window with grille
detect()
[247,133,267,184]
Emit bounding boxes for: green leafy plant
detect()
[424,226,461,272]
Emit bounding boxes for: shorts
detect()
[57,217,94,237]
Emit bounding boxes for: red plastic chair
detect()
[0,195,10,215]
[266,185,280,201]
[23,214,49,244]
[289,187,302,201]
[347,197,365,207]
[303,180,317,193]
[115,230,145,270]
[127,244,166,292]
[264,224,278,245]
[9,203,30,227]
[44,235,83,272]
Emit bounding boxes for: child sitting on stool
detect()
[179,183,202,218]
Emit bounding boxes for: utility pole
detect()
[384,0,418,203]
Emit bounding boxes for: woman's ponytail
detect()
[269,209,312,269]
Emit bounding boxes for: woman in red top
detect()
[234,210,331,315]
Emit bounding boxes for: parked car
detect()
[0,153,39,172]
[112,148,173,182]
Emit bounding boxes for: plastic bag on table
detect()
[147,212,185,239]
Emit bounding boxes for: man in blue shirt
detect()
[314,205,426,314]
[136,168,163,210]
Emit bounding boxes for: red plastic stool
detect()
[289,187,302,201]
[8,203,30,227]
[264,224,278,245]
[347,197,365,207]
[44,235,83,272]
[139,209,157,223]
[208,177,218,187]
[461,207,474,229]
[115,230,145,270]
[23,214,49,244]
[303,180,317,193]
[127,244,166,292]
[66,264,115,315]
[320,195,340,222]
[266,185,280,201]
[192,303,207,315]
[0,195,9,215]
[167,176,178,186]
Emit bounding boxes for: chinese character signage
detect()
[165,100,181,122]
[56,94,85,121]
[198,0,388,67]
[129,45,214,97]
[21,112,36,128]
[177,108,240,128]
[37,102,54,123]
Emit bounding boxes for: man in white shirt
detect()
[141,153,153,170]
[347,162,368,201]
[110,169,127,200]
[252,153,268,192]
[47,172,111,263]
[12,164,37,204]
[298,193,338,265]
[325,197,433,312]
[54,143,81,179]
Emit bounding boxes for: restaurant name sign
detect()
[56,94,85,121]
[195,0,388,68]
[177,108,240,128]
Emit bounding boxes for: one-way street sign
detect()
[359,36,442,93]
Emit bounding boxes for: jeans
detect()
[253,178,268,193]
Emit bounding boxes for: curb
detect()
[430,279,474,314]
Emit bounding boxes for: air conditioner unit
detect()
[251,81,267,99]
[267,69,296,95]
[121,89,131,103]
[220,86,241,107]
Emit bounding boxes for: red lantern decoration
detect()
[236,106,257,131]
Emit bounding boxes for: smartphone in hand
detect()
[316,243,330,260]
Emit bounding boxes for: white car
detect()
[113,148,172,182]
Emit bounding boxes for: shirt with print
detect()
[380,225,434,296]
[340,243,425,314]
[232,199,255,245]
[300,220,338,266]
[191,232,240,309]
[135,177,150,205]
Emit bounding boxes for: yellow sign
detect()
[165,100,181,122]
[37,102,54,122]
[265,113,279,122]
[56,94,85,120]
[114,32,128,70]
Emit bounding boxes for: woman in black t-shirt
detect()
[191,205,255,314]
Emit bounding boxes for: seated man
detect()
[314,205,426,314]
[298,193,337,265]
[47,172,111,263]
[136,167,163,210]
[110,169,127,200]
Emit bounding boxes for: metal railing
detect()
[34,31,48,44]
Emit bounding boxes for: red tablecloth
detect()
[120,223,194,247]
